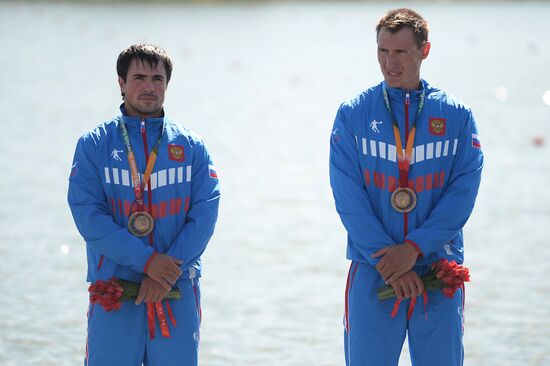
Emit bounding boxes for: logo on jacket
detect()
[111,148,123,162]
[472,134,481,149]
[168,144,185,162]
[429,118,446,136]
[209,165,218,179]
[370,120,383,133]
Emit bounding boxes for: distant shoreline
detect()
[4,0,549,4]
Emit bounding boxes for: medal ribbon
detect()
[383,87,425,319]
[118,117,164,211]
[382,87,425,187]
[119,118,178,338]
[155,301,172,338]
[147,301,177,339]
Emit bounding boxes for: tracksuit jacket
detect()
[68,105,220,286]
[330,79,483,266]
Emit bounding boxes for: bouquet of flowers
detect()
[89,277,181,311]
[378,259,470,301]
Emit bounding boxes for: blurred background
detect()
[1,1,549,365]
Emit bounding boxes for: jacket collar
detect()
[118,103,166,126]
[382,79,427,103]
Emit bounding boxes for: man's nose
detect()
[386,53,398,66]
[143,78,154,91]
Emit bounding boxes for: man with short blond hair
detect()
[330,8,483,366]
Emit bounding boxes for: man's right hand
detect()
[390,270,424,299]
[145,253,183,290]
[135,275,170,305]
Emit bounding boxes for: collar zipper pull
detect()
[405,92,410,106]
[141,119,145,134]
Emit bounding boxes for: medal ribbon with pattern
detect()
[382,87,426,319]
[120,117,175,339]
[118,117,164,211]
[382,86,425,188]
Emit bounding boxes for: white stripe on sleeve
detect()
[104,167,111,184]
[186,166,192,182]
[453,139,458,155]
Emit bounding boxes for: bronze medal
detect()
[391,187,417,213]
[128,211,154,237]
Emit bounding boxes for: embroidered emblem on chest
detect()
[429,118,446,136]
[168,144,185,162]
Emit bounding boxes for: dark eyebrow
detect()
[130,73,165,80]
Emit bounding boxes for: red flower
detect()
[88,278,124,311]
[433,259,470,298]
[378,259,470,301]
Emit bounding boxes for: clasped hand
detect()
[389,270,424,299]
[145,253,183,290]
[135,275,170,305]
[136,254,183,304]
[372,243,419,285]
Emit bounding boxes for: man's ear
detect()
[118,76,125,93]
[421,42,431,59]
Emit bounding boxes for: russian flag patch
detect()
[472,134,481,148]
[209,165,218,179]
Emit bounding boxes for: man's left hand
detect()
[372,243,420,284]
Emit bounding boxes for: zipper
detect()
[405,91,410,136]
[403,91,410,237]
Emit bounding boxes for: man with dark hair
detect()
[116,44,173,86]
[68,43,220,365]
[330,8,482,366]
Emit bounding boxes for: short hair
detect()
[376,8,429,48]
[116,43,173,83]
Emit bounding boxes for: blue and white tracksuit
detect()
[68,105,220,366]
[330,80,483,366]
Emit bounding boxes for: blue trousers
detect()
[344,262,464,366]
[85,279,201,366]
